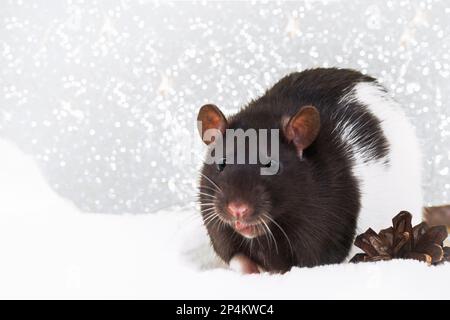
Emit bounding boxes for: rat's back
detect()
[269,69,423,255]
[338,80,423,233]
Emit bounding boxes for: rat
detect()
[196,68,423,274]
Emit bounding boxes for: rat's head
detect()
[196,103,320,239]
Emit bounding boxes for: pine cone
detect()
[350,211,450,265]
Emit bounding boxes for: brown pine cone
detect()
[350,211,450,265]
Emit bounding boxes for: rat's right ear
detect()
[283,105,320,158]
[197,104,227,145]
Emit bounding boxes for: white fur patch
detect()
[338,82,423,259]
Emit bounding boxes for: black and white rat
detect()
[196,68,422,274]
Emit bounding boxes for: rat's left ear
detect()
[197,104,228,145]
[283,105,321,157]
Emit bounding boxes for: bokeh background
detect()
[1,0,449,214]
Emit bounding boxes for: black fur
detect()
[199,68,390,272]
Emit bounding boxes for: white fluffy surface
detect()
[0,139,449,299]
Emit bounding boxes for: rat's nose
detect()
[227,201,251,219]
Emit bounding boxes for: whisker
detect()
[199,172,222,193]
[200,208,216,215]
[198,185,219,193]
[199,209,215,214]
[203,212,217,222]
[201,213,217,221]
[260,217,279,254]
[203,213,219,227]
[197,191,217,199]
[201,213,216,220]
[200,208,216,213]
[211,214,228,231]
[200,205,216,211]
[255,236,267,266]
[259,221,272,255]
[263,213,294,258]
[204,217,219,229]
[200,210,216,216]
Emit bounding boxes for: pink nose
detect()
[227,202,251,219]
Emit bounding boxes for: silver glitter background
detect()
[1,0,449,213]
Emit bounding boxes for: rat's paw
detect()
[229,253,261,274]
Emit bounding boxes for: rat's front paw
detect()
[229,253,261,274]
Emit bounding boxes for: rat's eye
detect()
[216,158,226,172]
